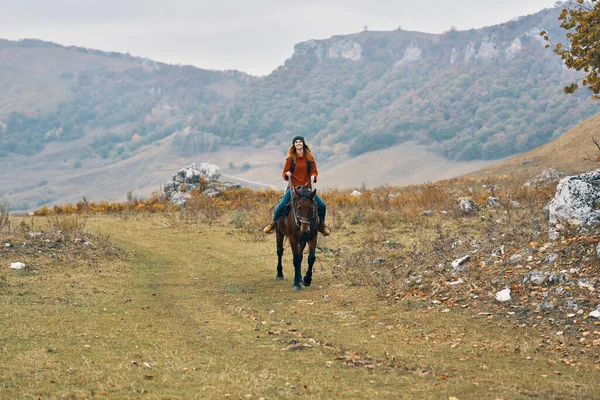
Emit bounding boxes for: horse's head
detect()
[293,186,317,235]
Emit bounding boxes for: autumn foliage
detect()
[544,0,600,98]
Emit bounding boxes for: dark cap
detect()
[292,135,305,145]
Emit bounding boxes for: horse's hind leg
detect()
[303,238,316,287]
[276,228,284,280]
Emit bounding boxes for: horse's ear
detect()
[294,187,302,197]
[310,189,316,199]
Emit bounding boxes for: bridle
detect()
[288,179,318,231]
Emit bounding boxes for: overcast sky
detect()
[0,0,559,76]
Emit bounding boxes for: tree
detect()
[544,0,600,98]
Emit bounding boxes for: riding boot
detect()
[318,212,331,236]
[263,221,276,234]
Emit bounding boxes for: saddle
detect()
[277,186,313,217]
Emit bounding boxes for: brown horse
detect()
[275,185,320,290]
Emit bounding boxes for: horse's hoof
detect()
[303,277,312,287]
[293,285,302,291]
[276,275,284,280]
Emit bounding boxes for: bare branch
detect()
[583,137,600,162]
[593,136,600,152]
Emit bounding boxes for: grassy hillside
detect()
[470,112,600,181]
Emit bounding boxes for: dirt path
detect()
[80,217,600,399]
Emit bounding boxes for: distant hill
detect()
[0,39,254,158]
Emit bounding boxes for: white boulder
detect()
[10,262,26,270]
[495,288,511,302]
[545,168,600,225]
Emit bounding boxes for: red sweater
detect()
[282,155,318,187]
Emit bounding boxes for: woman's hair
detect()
[287,143,314,162]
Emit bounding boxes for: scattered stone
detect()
[509,254,523,264]
[350,190,362,197]
[491,246,505,257]
[458,197,478,214]
[524,168,564,187]
[171,192,191,206]
[523,271,547,286]
[450,240,462,248]
[578,279,595,291]
[537,302,554,311]
[565,300,579,311]
[589,310,600,319]
[547,272,565,285]
[9,262,26,270]
[548,227,561,241]
[486,196,500,207]
[545,253,558,264]
[496,288,511,302]
[202,189,221,198]
[422,210,433,216]
[451,255,470,273]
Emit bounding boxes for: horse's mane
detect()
[294,185,314,199]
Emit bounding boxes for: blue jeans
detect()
[273,188,326,224]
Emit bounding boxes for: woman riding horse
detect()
[263,135,331,236]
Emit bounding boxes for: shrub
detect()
[230,211,248,229]
[0,197,10,234]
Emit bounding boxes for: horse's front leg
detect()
[303,237,317,287]
[275,226,284,280]
[291,239,305,290]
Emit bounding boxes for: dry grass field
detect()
[2,173,600,399]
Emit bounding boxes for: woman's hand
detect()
[286,171,292,178]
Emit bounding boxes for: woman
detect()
[263,135,331,236]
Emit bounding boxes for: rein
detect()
[288,179,317,230]
[288,178,300,228]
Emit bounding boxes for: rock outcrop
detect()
[545,168,600,225]
[163,163,241,206]
[293,38,362,62]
